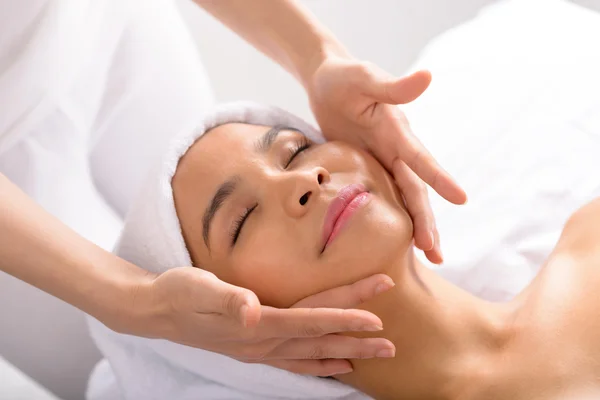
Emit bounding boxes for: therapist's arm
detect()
[195,0,467,264]
[0,173,154,332]
[0,173,396,376]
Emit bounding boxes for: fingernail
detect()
[375,348,396,358]
[374,280,395,295]
[333,366,354,375]
[428,231,435,250]
[363,324,384,332]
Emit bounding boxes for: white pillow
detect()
[403,0,600,301]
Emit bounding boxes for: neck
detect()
[338,248,518,400]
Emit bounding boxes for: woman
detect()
[168,120,600,399]
[0,0,466,391]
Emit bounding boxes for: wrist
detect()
[297,39,351,90]
[115,268,159,337]
[88,252,160,336]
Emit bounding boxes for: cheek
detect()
[319,143,370,171]
[227,230,326,308]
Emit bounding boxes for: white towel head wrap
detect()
[115,101,325,274]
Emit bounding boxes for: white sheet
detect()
[403,0,600,300]
[0,356,60,400]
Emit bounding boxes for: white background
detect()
[176,0,495,123]
[2,1,599,399]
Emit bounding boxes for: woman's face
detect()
[172,123,413,307]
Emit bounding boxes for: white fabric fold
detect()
[0,0,127,154]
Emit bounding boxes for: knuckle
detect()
[358,60,372,72]
[296,309,327,337]
[390,156,403,175]
[307,345,327,360]
[351,340,371,359]
[221,291,242,316]
[246,340,279,363]
[408,149,425,172]
[355,61,374,79]
[336,308,351,322]
[411,210,429,224]
[403,178,427,199]
[194,270,216,286]
[298,324,326,338]
[430,170,441,191]
[357,348,371,359]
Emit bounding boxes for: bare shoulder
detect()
[541,197,600,299]
[504,199,600,400]
[555,198,600,258]
[535,197,600,353]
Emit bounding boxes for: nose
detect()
[279,167,330,218]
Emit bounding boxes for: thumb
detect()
[198,272,262,327]
[367,69,432,105]
[292,274,395,309]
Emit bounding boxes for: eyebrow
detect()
[202,176,239,250]
[202,125,302,250]
[255,125,298,153]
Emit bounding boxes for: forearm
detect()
[0,173,152,332]
[194,0,350,86]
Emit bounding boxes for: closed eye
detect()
[284,137,312,168]
[230,204,257,247]
[229,136,311,248]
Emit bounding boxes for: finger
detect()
[424,225,444,264]
[381,109,467,205]
[264,359,353,377]
[195,272,262,327]
[366,69,432,105]
[257,307,383,339]
[292,274,395,309]
[391,159,434,251]
[401,144,466,205]
[270,335,396,360]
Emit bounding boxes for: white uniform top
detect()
[0,0,214,398]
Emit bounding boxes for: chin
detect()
[326,202,413,281]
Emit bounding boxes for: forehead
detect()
[178,123,295,183]
[190,123,268,165]
[174,123,262,203]
[172,123,305,215]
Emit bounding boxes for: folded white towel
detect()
[86,101,370,400]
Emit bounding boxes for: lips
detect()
[321,183,370,252]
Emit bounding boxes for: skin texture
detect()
[173,123,600,400]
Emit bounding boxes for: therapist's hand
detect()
[139,267,396,377]
[305,55,468,264]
